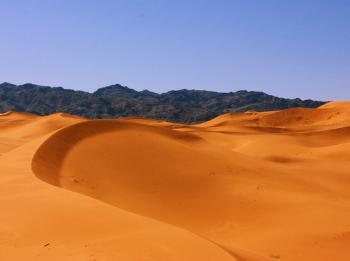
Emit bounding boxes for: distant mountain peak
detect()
[94,84,138,96]
[0,82,17,88]
[140,89,159,96]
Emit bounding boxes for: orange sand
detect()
[1,103,350,261]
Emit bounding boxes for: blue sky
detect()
[0,0,349,100]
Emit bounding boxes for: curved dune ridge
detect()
[1,102,350,260]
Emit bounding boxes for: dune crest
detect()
[319,101,350,109]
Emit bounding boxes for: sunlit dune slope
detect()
[0,112,85,154]
[0,112,238,261]
[29,101,350,261]
[319,101,350,109]
[199,102,350,131]
[2,101,350,261]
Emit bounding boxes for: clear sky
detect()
[0,0,349,100]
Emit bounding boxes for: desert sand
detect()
[1,102,350,261]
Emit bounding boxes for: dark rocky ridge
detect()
[0,82,326,123]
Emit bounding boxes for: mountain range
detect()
[0,82,325,123]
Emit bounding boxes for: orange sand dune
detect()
[200,103,350,132]
[0,113,238,261]
[1,102,350,261]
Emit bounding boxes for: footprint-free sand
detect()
[1,102,350,260]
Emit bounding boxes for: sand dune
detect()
[1,102,350,260]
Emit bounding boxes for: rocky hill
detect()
[0,82,325,123]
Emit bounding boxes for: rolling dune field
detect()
[1,102,350,261]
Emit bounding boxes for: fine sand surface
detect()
[1,102,350,260]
